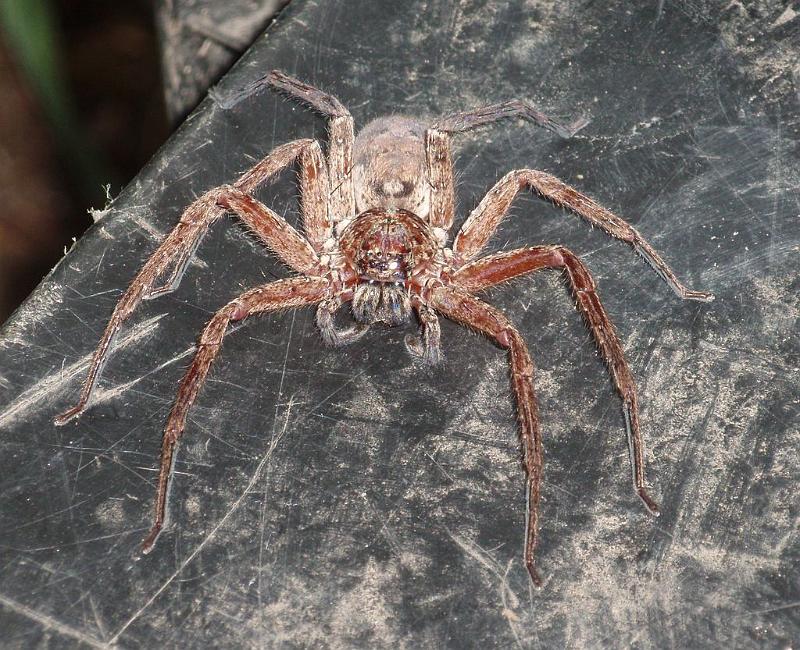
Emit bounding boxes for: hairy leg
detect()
[55,178,322,425]
[424,128,456,235]
[453,245,660,514]
[404,302,442,364]
[151,139,329,300]
[154,138,328,295]
[316,298,369,346]
[214,69,354,225]
[268,71,355,223]
[429,286,544,585]
[453,169,714,302]
[425,102,587,232]
[140,276,328,553]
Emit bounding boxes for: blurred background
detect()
[0,0,167,322]
[0,0,286,322]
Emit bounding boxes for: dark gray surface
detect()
[156,0,287,123]
[1,1,798,647]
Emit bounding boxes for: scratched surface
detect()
[1,1,798,647]
[155,0,287,123]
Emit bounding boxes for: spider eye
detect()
[354,215,415,282]
[358,252,408,281]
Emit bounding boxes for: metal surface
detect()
[1,1,798,647]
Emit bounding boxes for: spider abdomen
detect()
[353,116,430,217]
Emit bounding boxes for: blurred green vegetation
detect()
[0,0,117,205]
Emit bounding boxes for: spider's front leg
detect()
[428,286,544,585]
[266,71,372,345]
[267,71,355,221]
[453,245,660,515]
[141,276,328,553]
[217,68,356,229]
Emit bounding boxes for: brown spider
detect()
[55,71,713,585]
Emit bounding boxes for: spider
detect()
[55,71,713,585]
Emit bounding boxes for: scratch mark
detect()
[9,530,133,552]
[304,367,369,414]
[2,496,93,534]
[85,343,196,412]
[426,445,455,482]
[88,595,109,641]
[0,593,112,649]
[750,600,800,614]
[108,393,297,644]
[257,307,299,605]
[131,213,164,241]
[448,531,524,648]
[258,394,298,605]
[769,113,782,267]
[655,0,664,22]
[0,315,166,428]
[361,493,403,558]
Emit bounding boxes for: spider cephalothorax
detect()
[56,71,713,585]
[341,207,440,327]
[350,213,416,326]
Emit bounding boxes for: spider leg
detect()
[149,137,330,297]
[453,169,714,302]
[267,71,355,223]
[424,128,456,234]
[247,138,330,253]
[316,298,369,346]
[428,286,544,585]
[140,276,328,553]
[425,102,587,232]
[144,235,202,300]
[435,101,589,139]
[453,245,660,515]
[404,302,442,364]
[55,182,322,425]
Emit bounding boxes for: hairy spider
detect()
[56,71,713,585]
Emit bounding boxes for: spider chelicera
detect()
[56,71,713,585]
